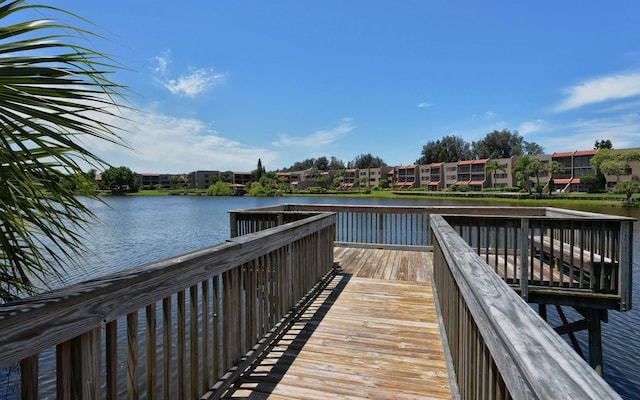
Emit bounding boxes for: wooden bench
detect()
[530,236,616,291]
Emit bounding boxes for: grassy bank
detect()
[127,188,638,208]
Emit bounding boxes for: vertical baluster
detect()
[20,355,38,400]
[189,285,199,399]
[213,276,220,382]
[146,304,157,400]
[201,279,210,392]
[106,320,118,400]
[177,290,186,400]
[127,311,139,400]
[162,297,172,399]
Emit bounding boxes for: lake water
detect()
[8,195,640,398]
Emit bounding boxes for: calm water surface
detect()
[9,196,640,398]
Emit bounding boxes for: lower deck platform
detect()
[220,246,452,399]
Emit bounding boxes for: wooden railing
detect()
[245,204,633,311]
[430,214,622,399]
[237,204,632,398]
[0,212,335,399]
[238,204,548,247]
[443,210,633,311]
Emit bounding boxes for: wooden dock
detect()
[219,246,452,399]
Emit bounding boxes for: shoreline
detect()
[124,188,639,209]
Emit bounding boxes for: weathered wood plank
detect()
[222,272,451,399]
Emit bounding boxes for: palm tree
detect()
[546,161,564,195]
[513,156,533,195]
[527,159,545,195]
[484,160,507,189]
[0,1,129,302]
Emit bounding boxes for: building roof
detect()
[431,162,443,167]
[574,150,597,156]
[553,178,571,184]
[469,180,485,185]
[428,181,440,185]
[458,160,472,165]
[552,151,575,158]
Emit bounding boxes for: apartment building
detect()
[233,172,253,185]
[395,165,417,189]
[136,146,637,194]
[551,150,596,192]
[276,171,303,189]
[357,167,390,188]
[186,170,221,189]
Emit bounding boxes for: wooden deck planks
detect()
[335,246,433,283]
[221,247,450,399]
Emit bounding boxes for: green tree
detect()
[525,142,545,155]
[580,173,606,193]
[0,1,129,302]
[591,149,640,187]
[101,166,138,193]
[472,129,543,159]
[328,156,345,170]
[315,156,329,171]
[349,153,387,169]
[255,158,264,181]
[484,160,507,189]
[528,159,547,195]
[206,181,233,196]
[417,135,471,164]
[614,180,640,204]
[594,140,613,150]
[513,155,533,195]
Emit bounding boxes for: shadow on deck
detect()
[220,246,451,399]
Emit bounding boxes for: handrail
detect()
[242,204,633,311]
[0,211,335,399]
[443,213,633,311]
[430,214,622,399]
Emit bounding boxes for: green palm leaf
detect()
[0,0,130,302]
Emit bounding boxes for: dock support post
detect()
[587,309,604,377]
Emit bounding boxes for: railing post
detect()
[378,212,384,245]
[229,212,238,238]
[619,220,633,311]
[519,218,529,301]
[277,212,284,226]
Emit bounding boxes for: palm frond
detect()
[0,0,131,302]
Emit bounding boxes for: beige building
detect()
[187,170,220,189]
[395,165,417,189]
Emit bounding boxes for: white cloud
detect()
[151,51,224,97]
[417,102,432,108]
[153,51,170,76]
[484,111,496,119]
[163,69,224,97]
[517,119,545,135]
[272,118,355,148]
[83,107,277,173]
[555,72,640,112]
[541,113,640,151]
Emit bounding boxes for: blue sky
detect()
[52,1,640,173]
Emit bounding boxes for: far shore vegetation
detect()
[125,186,640,208]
